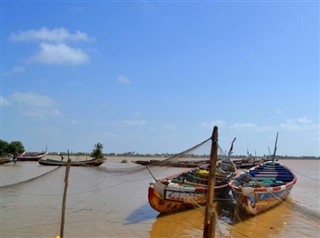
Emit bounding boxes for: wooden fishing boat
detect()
[0,157,13,165]
[231,156,273,169]
[17,151,48,161]
[133,159,209,168]
[229,133,297,215]
[148,158,237,214]
[229,161,297,215]
[38,157,107,166]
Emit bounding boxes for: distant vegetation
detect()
[90,142,104,159]
[48,151,320,160]
[0,140,25,157]
[1,139,318,160]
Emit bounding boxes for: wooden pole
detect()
[60,151,71,238]
[203,126,218,238]
[272,132,279,164]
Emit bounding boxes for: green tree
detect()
[7,141,25,157]
[0,140,9,157]
[90,142,104,159]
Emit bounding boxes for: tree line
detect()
[1,140,318,160]
[0,140,25,157]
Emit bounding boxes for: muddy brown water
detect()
[1,158,319,237]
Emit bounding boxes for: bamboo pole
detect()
[203,126,218,238]
[60,151,71,238]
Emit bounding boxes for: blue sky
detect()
[1,1,319,156]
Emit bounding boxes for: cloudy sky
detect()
[1,1,319,156]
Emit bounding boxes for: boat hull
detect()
[231,182,295,215]
[232,158,273,169]
[229,162,297,215]
[147,159,236,214]
[17,152,48,161]
[38,158,107,166]
[148,183,230,214]
[0,158,13,165]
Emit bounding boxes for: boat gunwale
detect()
[229,162,297,193]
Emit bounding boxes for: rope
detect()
[148,136,212,166]
[291,169,320,182]
[92,136,214,176]
[0,166,61,189]
[145,165,157,181]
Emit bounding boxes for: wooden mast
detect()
[272,132,279,164]
[203,126,218,238]
[60,150,71,238]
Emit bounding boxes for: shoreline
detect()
[46,155,208,163]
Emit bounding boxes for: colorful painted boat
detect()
[229,161,297,215]
[38,157,107,166]
[17,151,48,161]
[148,158,237,214]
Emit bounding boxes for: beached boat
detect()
[229,133,297,215]
[17,151,48,161]
[229,161,297,215]
[133,159,209,168]
[0,157,13,165]
[148,158,236,214]
[231,156,273,169]
[38,157,107,166]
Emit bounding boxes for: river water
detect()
[0,158,319,238]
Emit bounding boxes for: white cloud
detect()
[10,27,91,42]
[123,120,147,126]
[12,92,55,107]
[297,117,313,125]
[70,119,78,125]
[280,117,318,131]
[0,96,10,107]
[163,125,176,130]
[104,132,119,137]
[231,122,257,130]
[10,27,92,66]
[2,66,26,77]
[230,123,273,132]
[13,66,25,73]
[117,75,131,84]
[275,109,284,114]
[31,43,90,65]
[229,117,318,132]
[11,92,61,119]
[99,103,109,109]
[23,108,61,118]
[202,120,226,129]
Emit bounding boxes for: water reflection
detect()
[125,203,158,225]
[150,208,204,238]
[149,192,298,238]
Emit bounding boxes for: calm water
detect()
[0,159,319,238]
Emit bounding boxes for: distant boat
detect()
[38,157,107,166]
[133,159,209,168]
[148,158,237,214]
[17,151,48,161]
[0,157,13,165]
[229,133,297,215]
[231,156,273,169]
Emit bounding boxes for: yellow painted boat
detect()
[148,159,236,214]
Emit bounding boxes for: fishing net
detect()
[93,134,232,175]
